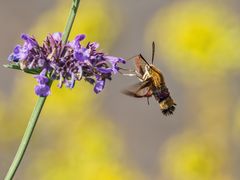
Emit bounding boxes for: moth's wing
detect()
[134,55,147,77]
[122,79,153,98]
[124,54,147,79]
[123,87,152,98]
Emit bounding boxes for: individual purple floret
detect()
[7,33,125,97]
[8,34,39,63]
[34,69,50,96]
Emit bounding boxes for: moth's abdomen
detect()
[160,97,176,115]
[153,86,176,115]
[152,86,170,102]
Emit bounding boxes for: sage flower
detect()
[7,33,125,96]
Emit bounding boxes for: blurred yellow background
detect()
[1,0,240,179]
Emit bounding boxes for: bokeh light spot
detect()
[147,1,240,82]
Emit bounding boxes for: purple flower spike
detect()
[6,32,125,96]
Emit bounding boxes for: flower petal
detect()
[34,84,50,97]
[21,34,38,48]
[34,69,49,84]
[97,67,113,74]
[69,34,86,49]
[74,48,90,61]
[94,80,105,94]
[8,45,28,62]
[52,32,62,42]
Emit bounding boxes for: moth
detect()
[122,42,176,115]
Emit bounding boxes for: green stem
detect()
[4,1,81,179]
[62,0,81,44]
[4,95,48,180]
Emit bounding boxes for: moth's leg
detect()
[119,67,145,81]
[147,97,150,105]
[142,69,150,80]
[118,67,136,76]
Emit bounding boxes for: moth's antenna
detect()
[139,54,151,67]
[147,97,150,105]
[152,41,155,64]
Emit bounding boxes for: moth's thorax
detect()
[148,65,165,87]
[142,65,151,80]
